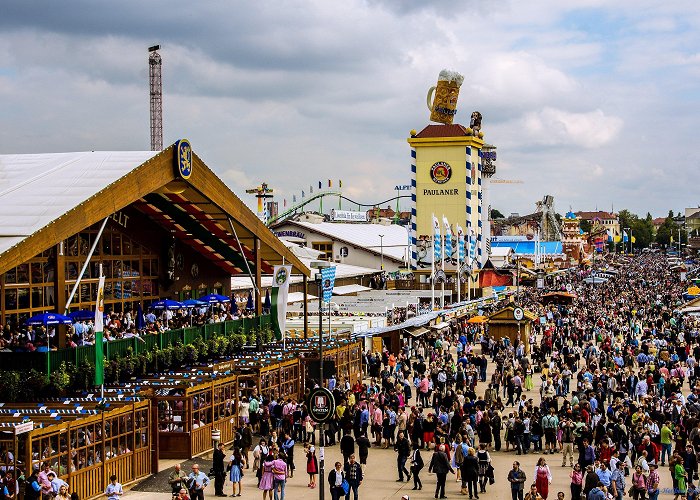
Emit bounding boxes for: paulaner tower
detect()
[408,70,486,276]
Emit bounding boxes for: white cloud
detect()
[520,108,623,148]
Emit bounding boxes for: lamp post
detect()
[379,234,385,271]
[310,260,331,500]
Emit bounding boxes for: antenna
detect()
[148,45,163,151]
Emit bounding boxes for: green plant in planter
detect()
[185,345,199,363]
[173,342,186,364]
[0,371,23,402]
[50,362,72,394]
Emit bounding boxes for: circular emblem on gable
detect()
[430,161,452,184]
[175,139,193,179]
[274,267,288,286]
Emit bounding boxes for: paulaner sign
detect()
[423,188,459,196]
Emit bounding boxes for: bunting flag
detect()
[607,229,613,242]
[301,190,305,198]
[442,216,452,258]
[433,215,441,261]
[632,236,636,243]
[94,275,106,386]
[293,194,297,203]
[318,181,322,189]
[270,265,292,340]
[623,231,628,243]
[283,199,287,207]
[310,185,314,194]
[339,179,342,188]
[320,266,337,303]
[328,179,332,188]
[457,225,465,261]
[468,229,477,265]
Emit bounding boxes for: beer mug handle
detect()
[427,86,436,112]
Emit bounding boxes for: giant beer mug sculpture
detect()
[427,69,464,125]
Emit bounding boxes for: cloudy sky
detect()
[1,0,699,218]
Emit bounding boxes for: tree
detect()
[655,210,678,247]
[579,219,592,234]
[490,208,505,219]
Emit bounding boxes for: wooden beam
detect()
[186,153,310,277]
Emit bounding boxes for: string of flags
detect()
[282,180,343,209]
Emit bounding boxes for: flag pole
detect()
[431,213,435,311]
[441,214,445,309]
[457,230,461,303]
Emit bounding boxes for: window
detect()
[311,241,333,261]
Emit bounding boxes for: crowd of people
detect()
[0,302,250,352]
[163,252,700,500]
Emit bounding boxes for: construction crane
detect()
[148,45,163,151]
[490,178,524,184]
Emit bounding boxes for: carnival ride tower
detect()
[148,45,163,151]
[246,183,274,222]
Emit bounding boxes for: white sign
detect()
[15,421,34,435]
[537,278,544,289]
[331,209,369,222]
[395,185,411,191]
[513,307,524,321]
[319,447,325,461]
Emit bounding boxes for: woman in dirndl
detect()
[228,447,245,497]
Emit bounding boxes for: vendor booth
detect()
[487,305,537,353]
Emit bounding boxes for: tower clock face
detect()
[430,161,452,184]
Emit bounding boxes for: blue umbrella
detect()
[182,299,208,308]
[246,291,254,310]
[149,299,184,310]
[198,293,231,304]
[69,309,101,322]
[26,312,73,326]
[263,290,271,310]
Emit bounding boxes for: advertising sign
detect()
[308,387,336,423]
[331,209,369,222]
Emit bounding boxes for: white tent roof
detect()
[490,247,513,257]
[280,220,409,262]
[0,151,158,256]
[231,259,380,291]
[332,284,372,295]
[287,292,317,304]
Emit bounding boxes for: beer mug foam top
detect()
[427,69,465,125]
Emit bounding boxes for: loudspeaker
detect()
[307,360,336,379]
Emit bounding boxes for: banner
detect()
[468,229,477,265]
[443,216,452,259]
[457,225,465,261]
[321,266,337,303]
[94,275,105,386]
[433,215,441,261]
[271,265,292,340]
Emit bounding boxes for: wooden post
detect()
[254,237,262,316]
[303,275,309,339]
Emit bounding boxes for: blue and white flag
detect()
[320,266,336,303]
[433,215,441,261]
[457,225,465,261]
[443,216,452,258]
[468,229,477,265]
[623,230,629,243]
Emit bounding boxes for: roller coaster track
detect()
[266,191,412,225]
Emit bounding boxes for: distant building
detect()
[575,211,620,241]
[270,216,410,271]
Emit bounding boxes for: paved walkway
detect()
[125,347,682,500]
